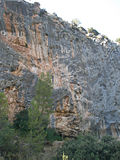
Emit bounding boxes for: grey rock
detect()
[0,0,120,137]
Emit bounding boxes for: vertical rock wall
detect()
[0,0,120,137]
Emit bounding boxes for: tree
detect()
[0,73,54,159]
[12,73,54,159]
[88,27,99,36]
[13,109,29,136]
[54,133,120,160]
[116,38,120,43]
[27,72,53,154]
[71,19,81,27]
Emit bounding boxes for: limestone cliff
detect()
[0,0,120,137]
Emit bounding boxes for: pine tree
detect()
[27,72,53,154]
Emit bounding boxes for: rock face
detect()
[0,0,120,137]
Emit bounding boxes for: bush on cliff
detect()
[88,27,99,36]
[116,38,120,43]
[54,133,120,160]
[71,19,81,27]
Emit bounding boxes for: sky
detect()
[26,0,120,41]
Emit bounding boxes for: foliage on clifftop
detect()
[116,38,120,43]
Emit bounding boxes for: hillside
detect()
[0,0,120,138]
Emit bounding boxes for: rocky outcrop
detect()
[0,0,120,137]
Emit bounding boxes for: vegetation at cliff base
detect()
[26,72,53,153]
[1,74,120,160]
[54,133,120,160]
[46,128,62,143]
[13,109,29,136]
[0,73,62,160]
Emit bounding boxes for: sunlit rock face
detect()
[0,0,120,137]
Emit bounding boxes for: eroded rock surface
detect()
[0,0,120,137]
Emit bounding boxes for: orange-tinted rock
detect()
[0,0,120,138]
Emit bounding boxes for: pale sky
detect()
[26,0,120,41]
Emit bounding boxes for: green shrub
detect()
[13,109,29,136]
[46,128,62,143]
[54,133,120,160]
[116,38,120,43]
[103,35,108,39]
[71,19,81,27]
[88,27,99,36]
[0,124,18,159]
